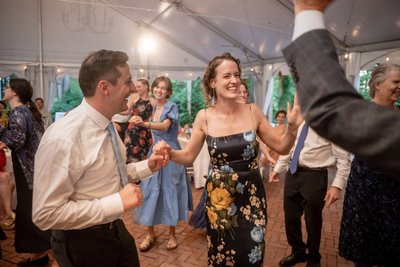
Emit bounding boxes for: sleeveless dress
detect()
[125,98,153,163]
[205,109,267,266]
[139,101,193,226]
[339,158,400,266]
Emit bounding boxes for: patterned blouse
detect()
[0,105,44,189]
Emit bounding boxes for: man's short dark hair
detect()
[78,50,129,97]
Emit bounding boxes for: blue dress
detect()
[139,101,193,226]
[339,158,400,266]
[205,130,267,266]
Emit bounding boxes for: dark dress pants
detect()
[51,219,139,267]
[283,168,327,263]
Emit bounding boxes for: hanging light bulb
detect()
[386,57,390,62]
[344,52,349,60]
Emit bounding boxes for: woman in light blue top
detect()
[129,76,192,251]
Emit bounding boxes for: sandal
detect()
[1,211,15,230]
[139,235,156,252]
[166,236,178,250]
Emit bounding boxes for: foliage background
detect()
[169,78,206,126]
[50,78,83,116]
[271,72,295,124]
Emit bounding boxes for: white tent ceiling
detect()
[1,0,400,79]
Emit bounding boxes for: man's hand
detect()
[119,183,143,211]
[294,0,334,14]
[324,186,341,208]
[147,141,171,172]
[269,171,280,183]
[286,94,304,130]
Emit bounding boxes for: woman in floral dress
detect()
[160,53,302,266]
[125,79,154,163]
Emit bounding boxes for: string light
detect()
[344,53,349,60]
[268,65,272,70]
[386,57,390,62]
[250,67,254,72]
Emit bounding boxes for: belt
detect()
[296,166,327,172]
[84,219,120,230]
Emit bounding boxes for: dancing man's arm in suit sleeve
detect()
[282,0,400,180]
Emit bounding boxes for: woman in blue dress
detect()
[130,76,193,251]
[156,53,302,266]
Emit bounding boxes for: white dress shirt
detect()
[273,122,351,190]
[293,10,325,40]
[33,99,152,230]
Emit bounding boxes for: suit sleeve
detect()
[282,29,400,181]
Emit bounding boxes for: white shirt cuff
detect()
[293,10,325,40]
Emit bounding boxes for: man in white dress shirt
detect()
[32,50,167,267]
[270,121,350,267]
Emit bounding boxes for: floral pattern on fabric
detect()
[125,98,153,163]
[206,131,267,267]
[0,106,43,189]
[339,158,400,266]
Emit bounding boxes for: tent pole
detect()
[38,0,44,98]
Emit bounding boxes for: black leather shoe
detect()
[17,255,49,266]
[306,262,321,267]
[279,253,307,266]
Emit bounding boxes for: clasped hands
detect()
[147,140,172,172]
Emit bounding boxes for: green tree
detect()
[359,70,371,100]
[51,78,83,116]
[170,78,206,126]
[272,72,295,124]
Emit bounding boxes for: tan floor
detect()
[0,177,353,267]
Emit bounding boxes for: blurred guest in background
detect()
[2,79,53,266]
[125,79,154,163]
[339,63,400,267]
[0,101,8,128]
[35,98,53,129]
[130,76,192,252]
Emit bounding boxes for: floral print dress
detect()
[125,98,153,163]
[205,130,267,266]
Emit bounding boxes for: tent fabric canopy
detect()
[0,0,399,104]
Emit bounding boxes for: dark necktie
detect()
[106,123,128,186]
[289,123,309,174]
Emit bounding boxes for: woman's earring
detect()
[210,88,216,106]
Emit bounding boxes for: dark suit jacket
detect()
[282,29,399,181]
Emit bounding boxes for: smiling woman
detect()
[164,52,303,266]
[130,76,193,252]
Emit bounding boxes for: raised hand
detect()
[294,0,334,14]
[286,93,304,129]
